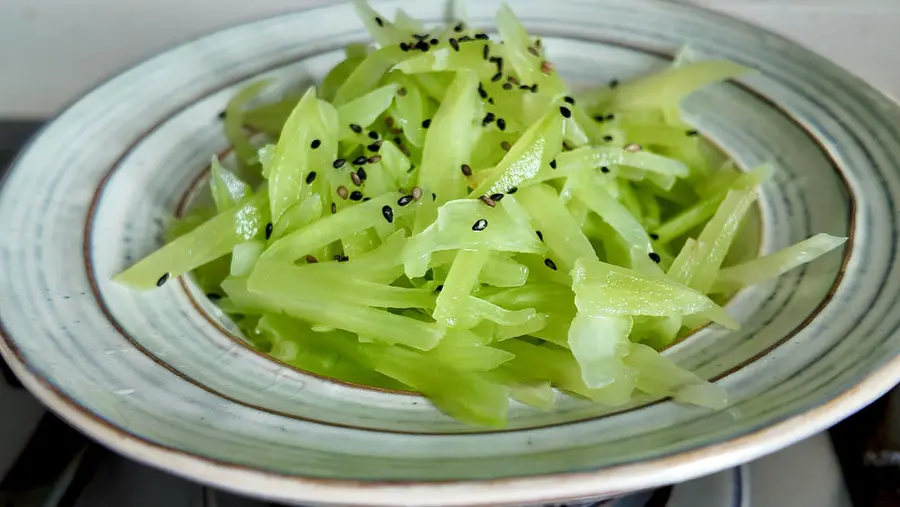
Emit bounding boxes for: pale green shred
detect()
[115,1,846,427]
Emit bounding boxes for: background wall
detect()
[1,0,899,117]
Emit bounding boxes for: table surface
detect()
[1,0,899,117]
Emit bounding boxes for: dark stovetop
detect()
[0,120,896,507]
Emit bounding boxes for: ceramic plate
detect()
[1,0,899,505]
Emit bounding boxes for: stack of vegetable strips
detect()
[115,1,846,427]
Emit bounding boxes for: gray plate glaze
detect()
[1,0,899,505]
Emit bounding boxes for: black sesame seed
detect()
[349,191,363,201]
[217,110,226,119]
[550,159,557,169]
[461,164,473,176]
[536,230,544,241]
[353,155,368,165]
[334,254,349,262]
[530,84,539,93]
[367,143,381,153]
[593,115,605,122]
[363,197,371,202]
[559,106,572,118]
[413,33,429,41]
[382,205,394,223]
[432,192,437,201]
[686,129,700,137]
[156,272,170,287]
[454,22,464,32]
[430,38,438,46]
[650,233,659,240]
[527,46,539,57]
[502,83,512,90]
[478,84,488,99]
[500,141,511,151]
[472,218,488,231]
[435,284,444,292]
[415,40,430,52]
[483,44,490,60]
[563,96,575,105]
[375,17,384,26]
[367,155,382,164]
[333,158,346,169]
[397,87,407,97]
[368,131,380,140]
[357,167,367,181]
[331,202,337,214]
[306,255,318,264]
[492,56,504,72]
[459,35,473,42]
[544,258,558,271]
[450,38,460,52]
[310,139,321,149]
[421,118,431,128]
[350,123,363,133]
[602,135,614,142]
[305,171,317,184]
[507,186,518,194]
[600,166,610,173]
[488,97,494,104]
[475,33,489,40]
[609,78,619,88]
[519,84,531,90]
[490,193,504,201]
[606,113,615,121]
[400,42,410,51]
[491,72,503,82]
[398,195,414,206]
[265,222,273,240]
[206,292,222,300]
[648,252,661,263]
[482,112,495,125]
[496,118,506,131]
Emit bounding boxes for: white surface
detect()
[0,0,899,116]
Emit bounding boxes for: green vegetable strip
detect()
[115,190,269,289]
[261,192,405,263]
[653,164,771,245]
[336,84,398,140]
[386,73,431,147]
[689,189,758,293]
[230,240,264,277]
[472,109,563,197]
[210,156,252,212]
[581,60,752,111]
[575,179,654,262]
[265,88,319,222]
[468,297,537,326]
[567,312,634,388]
[624,343,727,409]
[518,184,596,272]
[417,69,481,203]
[372,346,509,427]
[334,46,406,105]
[712,233,846,293]
[493,313,548,341]
[480,255,529,287]
[433,249,490,327]
[571,257,737,329]
[248,261,435,309]
[496,5,567,98]
[242,94,303,135]
[320,56,366,103]
[224,80,270,166]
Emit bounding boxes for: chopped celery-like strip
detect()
[210,156,252,212]
[224,80,270,166]
[519,184,596,273]
[567,312,634,388]
[230,240,264,277]
[115,190,269,289]
[712,233,846,293]
[433,249,490,327]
